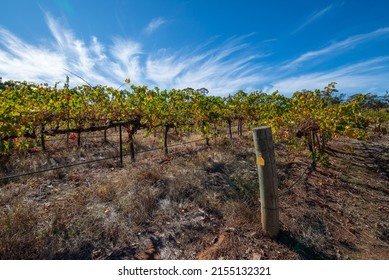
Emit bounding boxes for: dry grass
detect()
[0,127,388,259]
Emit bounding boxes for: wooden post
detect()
[77,131,81,147]
[253,126,279,238]
[164,125,169,155]
[128,130,135,162]
[119,124,123,166]
[227,119,232,139]
[40,124,46,151]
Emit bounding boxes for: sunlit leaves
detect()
[0,79,381,157]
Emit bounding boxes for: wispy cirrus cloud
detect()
[0,27,67,83]
[0,13,388,96]
[145,35,265,94]
[108,37,144,85]
[283,27,389,69]
[45,14,110,85]
[0,14,144,87]
[267,57,389,94]
[0,14,262,94]
[290,4,333,35]
[144,17,166,34]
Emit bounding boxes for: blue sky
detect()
[0,0,388,96]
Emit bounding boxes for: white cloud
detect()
[108,38,144,85]
[144,17,166,34]
[267,57,389,94]
[1,14,262,94]
[45,14,109,85]
[0,14,388,96]
[291,4,333,35]
[146,55,187,85]
[0,27,66,83]
[90,36,107,62]
[144,36,265,95]
[283,27,389,69]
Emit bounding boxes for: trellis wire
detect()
[0,137,207,181]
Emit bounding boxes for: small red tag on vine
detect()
[69,133,77,141]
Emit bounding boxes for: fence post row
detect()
[253,126,280,238]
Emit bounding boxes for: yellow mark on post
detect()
[256,154,265,166]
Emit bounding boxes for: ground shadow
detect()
[277,230,336,260]
[51,241,95,260]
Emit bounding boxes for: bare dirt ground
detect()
[0,129,388,260]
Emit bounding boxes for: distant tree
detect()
[384,91,389,107]
[0,77,9,92]
[331,93,346,104]
[347,93,388,109]
[322,81,338,96]
[196,88,209,95]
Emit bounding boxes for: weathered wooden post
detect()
[119,124,123,166]
[40,124,46,151]
[253,126,280,238]
[128,130,135,162]
[77,131,81,147]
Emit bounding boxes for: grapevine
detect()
[1,78,386,167]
